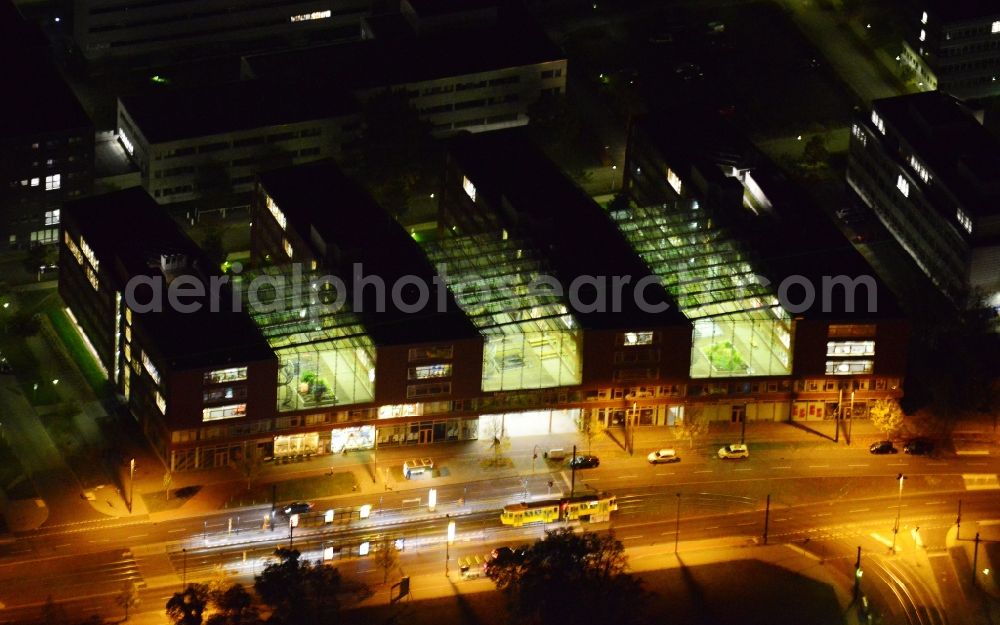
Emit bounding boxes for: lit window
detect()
[265,193,286,230]
[908,155,930,183]
[623,331,653,346]
[44,209,60,226]
[462,176,477,202]
[409,364,453,380]
[921,11,927,24]
[118,128,135,155]
[204,367,248,384]
[957,208,973,233]
[29,229,58,244]
[142,351,161,386]
[290,9,331,22]
[283,238,293,258]
[919,29,925,41]
[827,340,875,357]
[65,231,84,266]
[825,360,873,375]
[896,174,910,197]
[45,174,60,191]
[851,124,868,146]
[993,20,1000,34]
[30,177,39,187]
[666,168,683,194]
[202,403,246,421]
[870,110,885,134]
[155,391,166,414]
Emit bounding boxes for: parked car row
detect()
[870,439,934,455]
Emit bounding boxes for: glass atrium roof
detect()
[609,202,792,378]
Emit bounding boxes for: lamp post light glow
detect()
[128,458,135,514]
[891,473,905,552]
[445,518,456,576]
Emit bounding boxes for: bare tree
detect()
[482,415,511,468]
[673,406,708,450]
[231,452,263,491]
[372,538,400,584]
[115,581,141,621]
[576,411,597,454]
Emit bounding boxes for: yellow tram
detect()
[500,493,617,527]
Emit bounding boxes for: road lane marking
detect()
[848,464,869,467]
[814,513,832,517]
[126,534,148,540]
[808,465,829,468]
[774,466,791,470]
[773,518,789,522]
[661,531,677,536]
[956,450,989,456]
[54,544,71,549]
[734,468,751,471]
[616,475,638,479]
[167,528,186,533]
[888,462,907,466]
[849,508,870,513]
[694,470,713,474]
[705,526,719,530]
[964,462,989,466]
[622,535,644,541]
[924,500,945,505]
[736,521,755,526]
[655,472,673,476]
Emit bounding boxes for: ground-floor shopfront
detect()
[167,397,881,471]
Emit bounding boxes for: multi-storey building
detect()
[60,129,910,472]
[623,112,908,424]
[847,91,1000,306]
[59,188,277,467]
[116,79,358,204]
[241,11,566,135]
[1,1,93,252]
[901,0,1000,98]
[73,0,370,61]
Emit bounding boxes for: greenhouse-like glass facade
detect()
[239,268,376,411]
[423,234,582,391]
[609,202,792,378]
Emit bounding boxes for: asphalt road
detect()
[0,442,996,624]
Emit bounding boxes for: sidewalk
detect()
[74,418,917,526]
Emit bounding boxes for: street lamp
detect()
[891,473,905,552]
[674,493,681,554]
[847,391,856,445]
[445,517,455,576]
[128,458,136,514]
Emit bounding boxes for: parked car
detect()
[647,448,681,464]
[718,444,749,459]
[869,440,898,455]
[904,439,934,455]
[568,455,600,469]
[280,501,314,516]
[486,546,525,574]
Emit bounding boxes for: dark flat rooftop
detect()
[874,91,1000,218]
[63,188,275,370]
[0,57,91,140]
[924,0,1000,21]
[446,129,689,330]
[259,160,480,346]
[242,18,563,87]
[119,79,358,144]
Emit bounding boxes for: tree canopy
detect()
[486,528,648,625]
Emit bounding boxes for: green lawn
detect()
[43,301,108,394]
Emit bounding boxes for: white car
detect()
[718,444,749,459]
[647,449,681,464]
